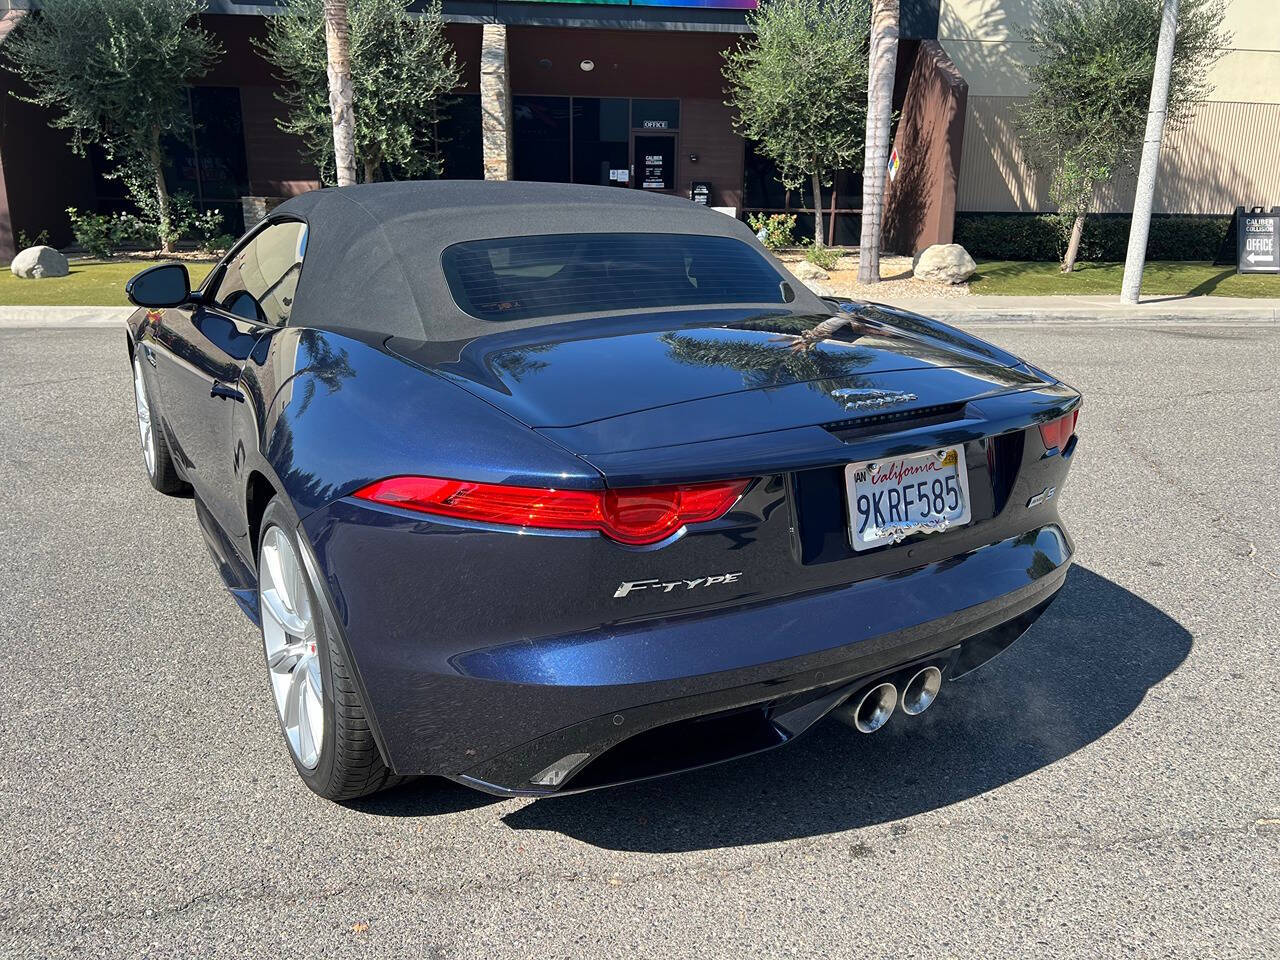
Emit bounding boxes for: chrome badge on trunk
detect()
[614,573,743,598]
[830,388,919,410]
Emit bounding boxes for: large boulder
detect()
[791,260,829,282]
[11,245,70,279]
[912,243,976,285]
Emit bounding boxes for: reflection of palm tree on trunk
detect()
[661,322,875,394]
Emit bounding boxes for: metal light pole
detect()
[1120,0,1179,305]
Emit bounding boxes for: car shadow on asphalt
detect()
[496,566,1192,851]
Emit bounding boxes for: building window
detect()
[571,98,629,187]
[167,87,250,232]
[438,94,483,180]
[88,86,249,233]
[631,99,680,131]
[511,96,683,190]
[514,95,572,183]
[743,141,863,245]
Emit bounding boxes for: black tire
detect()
[130,354,188,496]
[257,499,403,801]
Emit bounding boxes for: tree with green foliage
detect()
[1015,0,1228,272]
[723,0,871,248]
[260,0,462,185]
[3,0,220,253]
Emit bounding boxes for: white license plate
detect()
[845,445,973,551]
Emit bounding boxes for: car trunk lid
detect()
[387,306,1047,457]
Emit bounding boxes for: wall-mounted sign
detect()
[1237,208,1280,274]
[690,181,712,205]
[887,147,900,183]
[642,119,669,129]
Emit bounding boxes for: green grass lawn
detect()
[970,260,1280,298]
[0,258,216,307]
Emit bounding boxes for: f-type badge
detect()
[614,573,742,599]
[830,388,919,411]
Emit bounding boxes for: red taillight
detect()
[351,476,751,546]
[1038,409,1079,452]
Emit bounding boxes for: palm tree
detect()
[324,0,358,186]
[857,0,899,284]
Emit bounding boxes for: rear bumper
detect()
[302,510,1072,794]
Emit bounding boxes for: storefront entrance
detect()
[513,96,680,193]
[633,134,676,192]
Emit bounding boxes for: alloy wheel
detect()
[259,526,324,770]
[132,358,156,477]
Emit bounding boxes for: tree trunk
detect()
[1062,213,1085,273]
[1120,0,1179,303]
[324,0,358,187]
[363,157,379,184]
[811,170,825,248]
[858,0,900,284]
[150,128,174,255]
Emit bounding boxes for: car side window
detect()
[213,220,308,326]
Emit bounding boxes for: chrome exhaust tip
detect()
[840,681,897,734]
[900,665,943,716]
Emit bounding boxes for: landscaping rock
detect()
[791,260,830,282]
[912,244,976,285]
[11,245,70,279]
[801,278,834,297]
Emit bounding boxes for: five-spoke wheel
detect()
[259,525,324,770]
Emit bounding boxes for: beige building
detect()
[941,0,1280,215]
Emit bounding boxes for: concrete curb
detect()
[0,306,134,328]
[868,294,1280,324]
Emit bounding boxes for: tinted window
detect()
[442,233,786,322]
[214,220,308,325]
[631,99,679,130]
[513,96,570,184]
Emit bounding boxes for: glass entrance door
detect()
[633,134,676,193]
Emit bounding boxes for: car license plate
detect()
[845,445,972,552]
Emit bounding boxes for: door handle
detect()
[141,344,157,367]
[211,381,245,403]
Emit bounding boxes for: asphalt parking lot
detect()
[1,319,1277,959]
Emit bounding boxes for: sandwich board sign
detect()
[1237,207,1280,274]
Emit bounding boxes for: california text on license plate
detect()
[844,445,973,551]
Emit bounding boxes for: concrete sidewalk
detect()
[0,295,1277,328]
[861,293,1280,322]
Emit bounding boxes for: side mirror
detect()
[126,262,192,308]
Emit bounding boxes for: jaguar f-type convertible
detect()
[125,181,1081,801]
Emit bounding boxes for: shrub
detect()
[16,228,51,249]
[955,213,1233,263]
[747,213,797,251]
[66,207,144,259]
[188,208,234,254]
[804,244,842,271]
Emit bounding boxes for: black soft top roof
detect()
[274,180,823,341]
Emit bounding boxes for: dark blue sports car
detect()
[125,182,1081,801]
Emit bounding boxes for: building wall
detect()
[942,0,1280,214]
[882,40,968,254]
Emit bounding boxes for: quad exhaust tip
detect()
[901,665,943,716]
[848,681,898,734]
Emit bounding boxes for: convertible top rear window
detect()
[441,232,787,322]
